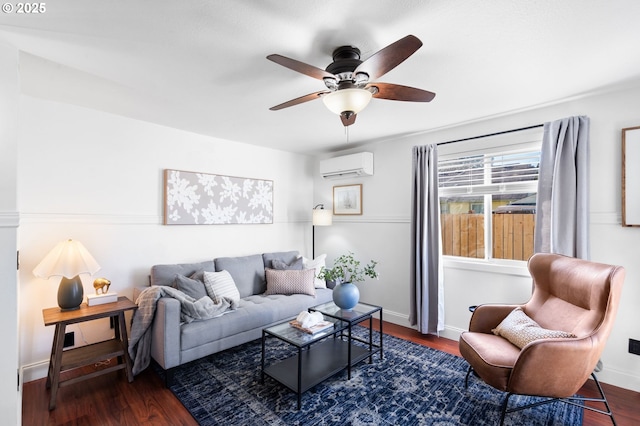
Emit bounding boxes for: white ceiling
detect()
[2,0,640,154]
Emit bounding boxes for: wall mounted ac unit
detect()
[319,152,374,179]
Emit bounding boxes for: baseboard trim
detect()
[596,365,640,393]
[21,359,49,383]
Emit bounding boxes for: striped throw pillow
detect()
[264,268,316,297]
[204,270,240,304]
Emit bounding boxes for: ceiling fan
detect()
[267,35,436,127]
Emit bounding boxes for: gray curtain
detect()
[409,144,444,334]
[534,116,590,259]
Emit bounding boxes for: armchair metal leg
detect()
[575,372,617,426]
[498,373,616,426]
[464,366,473,389]
[499,393,512,426]
[470,370,616,425]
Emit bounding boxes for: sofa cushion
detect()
[151,260,216,287]
[174,274,208,300]
[214,254,265,298]
[272,257,303,270]
[180,289,333,351]
[264,268,316,296]
[262,251,299,269]
[204,270,241,303]
[492,307,577,349]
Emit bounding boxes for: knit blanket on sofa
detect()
[128,285,238,375]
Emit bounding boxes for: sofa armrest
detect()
[150,297,181,370]
[469,304,521,334]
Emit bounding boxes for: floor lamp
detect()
[312,204,332,259]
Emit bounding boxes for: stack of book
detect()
[289,319,333,334]
[87,292,118,306]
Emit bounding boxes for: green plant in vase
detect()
[318,252,378,310]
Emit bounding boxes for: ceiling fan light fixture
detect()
[322,88,373,115]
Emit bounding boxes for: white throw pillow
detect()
[300,254,327,288]
[203,270,241,304]
[492,307,577,349]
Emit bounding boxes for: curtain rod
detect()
[436,124,544,146]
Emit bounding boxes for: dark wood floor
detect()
[23,322,640,425]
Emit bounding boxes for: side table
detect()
[42,296,137,410]
[310,301,383,379]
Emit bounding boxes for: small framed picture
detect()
[333,184,362,215]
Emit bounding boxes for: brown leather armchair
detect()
[459,253,625,425]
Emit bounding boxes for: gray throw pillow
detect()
[150,260,216,287]
[263,251,299,269]
[272,257,303,270]
[174,274,208,300]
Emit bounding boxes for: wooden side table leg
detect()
[118,312,134,382]
[48,323,66,410]
[46,324,63,389]
[113,314,123,367]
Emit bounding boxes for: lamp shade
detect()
[322,88,373,115]
[33,239,101,279]
[313,208,332,226]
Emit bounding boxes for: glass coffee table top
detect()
[310,301,382,323]
[263,317,345,348]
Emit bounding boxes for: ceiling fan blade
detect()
[340,112,357,127]
[269,90,329,111]
[368,82,436,102]
[267,54,335,80]
[354,35,423,81]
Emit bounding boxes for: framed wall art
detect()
[622,126,640,226]
[163,169,273,225]
[333,184,362,215]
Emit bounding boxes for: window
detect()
[438,129,542,262]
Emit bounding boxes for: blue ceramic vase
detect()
[332,282,360,311]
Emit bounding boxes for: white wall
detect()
[0,42,20,426]
[17,95,316,382]
[314,82,640,392]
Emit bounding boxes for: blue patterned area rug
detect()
[164,327,583,425]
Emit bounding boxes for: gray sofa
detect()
[135,250,332,384]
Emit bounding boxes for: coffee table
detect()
[310,301,383,379]
[261,316,368,409]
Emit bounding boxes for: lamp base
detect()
[58,275,84,311]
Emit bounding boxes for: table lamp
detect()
[312,204,332,259]
[33,239,101,311]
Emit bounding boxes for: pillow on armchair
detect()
[491,307,577,349]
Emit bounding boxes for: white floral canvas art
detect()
[164,169,273,225]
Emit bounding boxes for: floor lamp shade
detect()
[312,205,332,259]
[312,207,333,226]
[33,239,101,310]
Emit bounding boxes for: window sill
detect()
[442,256,531,277]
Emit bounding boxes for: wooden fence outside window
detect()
[441,213,535,261]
